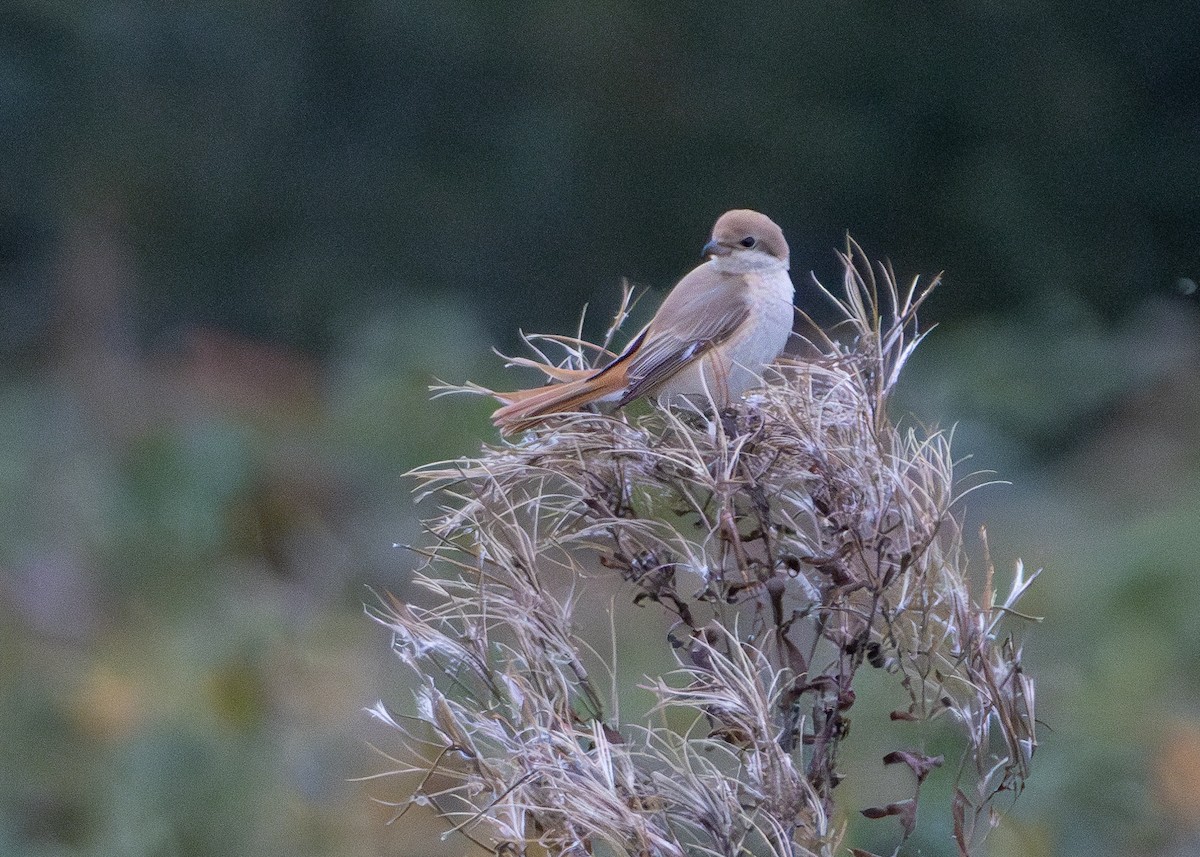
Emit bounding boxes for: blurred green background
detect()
[2,2,1198,855]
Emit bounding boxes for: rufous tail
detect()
[491,370,627,434]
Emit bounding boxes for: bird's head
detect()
[702,209,790,272]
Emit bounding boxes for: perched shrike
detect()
[491,209,795,433]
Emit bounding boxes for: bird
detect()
[491,209,795,433]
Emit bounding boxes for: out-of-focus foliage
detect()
[4,0,1198,355]
[0,1,1198,855]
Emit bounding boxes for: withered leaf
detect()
[861,798,917,837]
[952,788,971,857]
[882,749,944,782]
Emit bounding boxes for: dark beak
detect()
[702,239,731,258]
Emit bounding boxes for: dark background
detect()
[2,2,1199,855]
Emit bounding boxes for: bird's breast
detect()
[733,268,796,366]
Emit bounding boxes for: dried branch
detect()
[372,243,1038,856]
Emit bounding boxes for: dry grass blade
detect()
[373,244,1037,856]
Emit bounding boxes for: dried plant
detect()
[368,242,1038,857]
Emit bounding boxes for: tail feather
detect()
[492,371,627,433]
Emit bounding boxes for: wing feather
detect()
[618,267,751,404]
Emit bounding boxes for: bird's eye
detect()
[740,236,756,248]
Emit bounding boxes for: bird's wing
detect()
[619,266,751,404]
